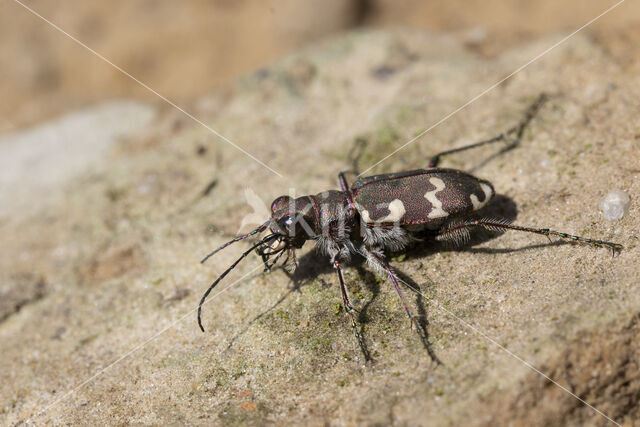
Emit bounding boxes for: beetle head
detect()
[198,195,319,331]
[268,195,317,248]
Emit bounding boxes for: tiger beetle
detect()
[197,94,622,359]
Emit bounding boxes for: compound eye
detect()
[271,196,293,213]
[276,214,301,237]
[280,215,295,232]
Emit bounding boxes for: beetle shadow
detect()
[284,252,442,363]
[224,282,299,353]
[282,251,444,363]
[223,252,344,354]
[288,253,381,361]
[222,251,384,360]
[352,264,379,360]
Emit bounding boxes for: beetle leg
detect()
[436,218,623,254]
[338,170,357,211]
[266,247,287,271]
[429,93,547,168]
[338,171,351,192]
[257,246,271,271]
[334,260,369,360]
[364,247,433,353]
[429,133,507,168]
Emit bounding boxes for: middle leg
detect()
[334,259,369,360]
[364,245,436,357]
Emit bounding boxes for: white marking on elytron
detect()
[470,183,493,210]
[361,209,372,223]
[380,199,406,222]
[356,201,373,223]
[425,177,448,218]
[360,199,406,223]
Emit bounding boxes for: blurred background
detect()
[1,0,639,134]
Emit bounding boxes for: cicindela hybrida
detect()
[197,94,623,360]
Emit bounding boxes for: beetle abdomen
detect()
[352,168,494,225]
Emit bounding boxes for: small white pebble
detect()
[512,281,520,288]
[465,26,487,43]
[540,159,551,168]
[599,189,630,221]
[137,184,151,195]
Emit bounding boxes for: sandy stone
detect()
[1,29,638,425]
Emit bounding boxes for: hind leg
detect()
[436,218,622,254]
[429,94,547,168]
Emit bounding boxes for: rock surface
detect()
[1,29,639,425]
[0,101,155,216]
